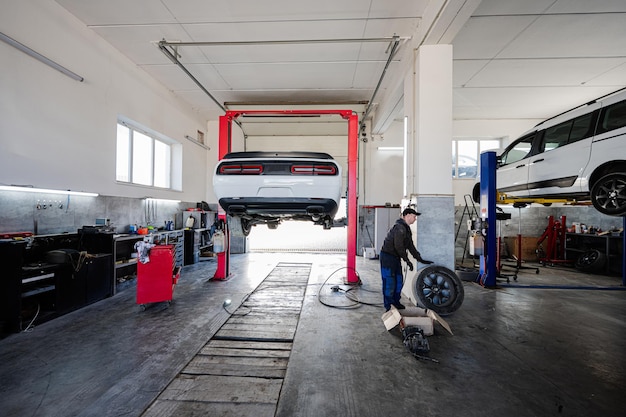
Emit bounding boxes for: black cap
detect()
[402,208,421,216]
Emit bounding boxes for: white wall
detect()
[0,1,210,201]
[361,120,404,205]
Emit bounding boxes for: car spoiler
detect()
[222,151,334,160]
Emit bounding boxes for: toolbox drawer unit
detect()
[136,245,180,309]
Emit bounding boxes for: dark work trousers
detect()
[379,250,403,311]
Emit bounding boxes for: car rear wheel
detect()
[591,172,626,216]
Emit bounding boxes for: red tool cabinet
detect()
[136,245,180,309]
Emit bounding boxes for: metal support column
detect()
[346,113,359,284]
[213,115,232,280]
[479,151,497,287]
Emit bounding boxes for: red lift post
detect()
[213,109,360,284]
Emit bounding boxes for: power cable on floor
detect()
[317,266,383,309]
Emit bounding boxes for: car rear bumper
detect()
[219,197,338,217]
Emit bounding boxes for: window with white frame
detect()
[116,118,181,190]
[452,138,501,179]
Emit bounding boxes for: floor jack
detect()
[537,215,573,267]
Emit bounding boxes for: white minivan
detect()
[473,88,626,216]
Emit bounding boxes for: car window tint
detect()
[500,134,534,165]
[542,121,571,151]
[568,112,596,144]
[597,100,626,134]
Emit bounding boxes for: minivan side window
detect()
[500,134,535,165]
[540,111,597,152]
[596,100,626,134]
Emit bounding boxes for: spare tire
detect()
[413,266,465,316]
[575,249,607,273]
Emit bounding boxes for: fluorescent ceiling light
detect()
[145,198,181,203]
[377,147,404,151]
[0,32,84,82]
[0,185,98,197]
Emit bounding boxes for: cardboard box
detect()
[401,316,434,336]
[503,236,539,261]
[381,306,453,336]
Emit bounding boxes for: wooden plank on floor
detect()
[226,315,299,327]
[141,263,312,417]
[219,322,296,333]
[182,355,288,378]
[143,399,276,417]
[213,328,295,342]
[159,374,283,404]
[198,346,291,358]
[204,339,292,351]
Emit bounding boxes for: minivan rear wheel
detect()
[590,172,626,216]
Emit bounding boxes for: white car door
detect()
[495,133,537,198]
[527,110,597,198]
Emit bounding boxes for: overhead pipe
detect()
[361,35,401,130]
[159,37,408,48]
[158,40,227,113]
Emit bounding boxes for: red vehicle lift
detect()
[214,109,360,284]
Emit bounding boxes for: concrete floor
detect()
[1,253,625,417]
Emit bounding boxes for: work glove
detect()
[406,261,414,271]
[419,259,434,265]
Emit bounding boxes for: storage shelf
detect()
[22,285,55,298]
[115,259,137,269]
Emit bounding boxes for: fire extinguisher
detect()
[213,230,225,253]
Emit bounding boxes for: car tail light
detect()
[219,164,263,175]
[291,164,337,175]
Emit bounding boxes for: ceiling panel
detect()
[56,0,176,25]
[91,25,196,65]
[547,0,626,14]
[451,16,536,60]
[213,62,358,90]
[474,0,558,15]
[499,14,626,59]
[141,63,228,92]
[53,0,626,134]
[465,58,626,87]
[583,61,626,85]
[181,20,368,43]
[454,86,618,119]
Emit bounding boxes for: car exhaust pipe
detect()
[228,205,247,215]
[306,205,324,215]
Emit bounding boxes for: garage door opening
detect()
[247,198,347,253]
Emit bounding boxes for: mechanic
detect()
[379,207,433,311]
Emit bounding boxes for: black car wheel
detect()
[472,182,480,203]
[575,249,607,273]
[414,266,464,316]
[591,172,626,216]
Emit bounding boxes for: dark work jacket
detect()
[380,218,422,264]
